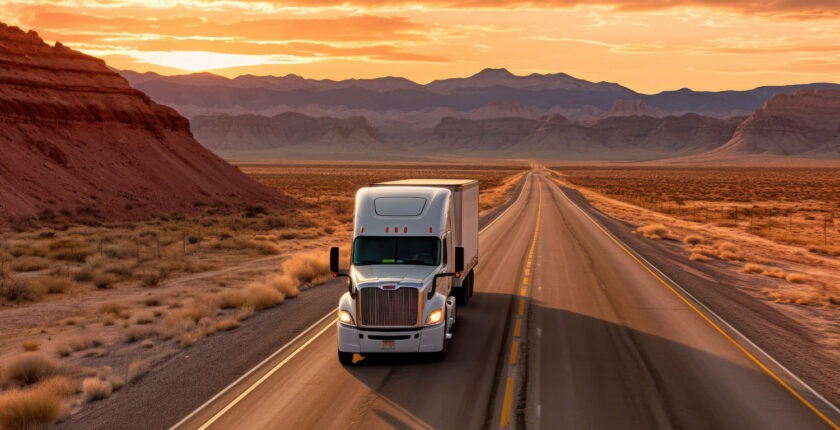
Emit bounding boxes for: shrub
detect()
[0,279,36,302]
[92,272,118,289]
[29,277,75,295]
[0,384,67,429]
[716,242,740,254]
[786,273,810,284]
[46,240,94,262]
[98,302,128,319]
[134,311,155,325]
[123,327,155,343]
[763,267,787,279]
[82,377,112,402]
[741,263,765,274]
[21,341,40,352]
[282,252,330,286]
[266,275,300,298]
[689,253,710,262]
[58,336,103,353]
[127,359,150,383]
[215,317,240,331]
[682,234,704,245]
[242,285,285,310]
[9,257,51,272]
[4,353,60,386]
[140,271,164,287]
[636,223,670,240]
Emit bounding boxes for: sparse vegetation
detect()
[215,317,240,331]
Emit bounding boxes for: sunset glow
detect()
[2,0,839,92]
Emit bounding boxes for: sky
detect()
[2,1,839,93]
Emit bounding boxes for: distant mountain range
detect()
[119,68,840,161]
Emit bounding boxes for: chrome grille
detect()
[360,287,418,327]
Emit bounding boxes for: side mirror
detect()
[330,247,340,273]
[454,247,464,273]
[429,247,465,300]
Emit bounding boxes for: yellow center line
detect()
[556,179,840,430]
[510,342,519,365]
[501,185,542,428]
[500,377,516,428]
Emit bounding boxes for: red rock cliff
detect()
[0,23,290,223]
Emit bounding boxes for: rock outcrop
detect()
[710,89,840,156]
[0,23,288,223]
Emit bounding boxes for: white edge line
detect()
[552,178,840,417]
[169,171,532,430]
[168,310,336,430]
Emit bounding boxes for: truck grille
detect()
[360,287,418,327]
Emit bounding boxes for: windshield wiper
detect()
[354,260,382,265]
[401,259,432,265]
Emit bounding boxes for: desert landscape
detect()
[1,1,839,428]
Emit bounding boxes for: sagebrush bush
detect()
[636,224,669,240]
[3,353,60,386]
[0,380,69,429]
[682,234,704,245]
[82,377,112,402]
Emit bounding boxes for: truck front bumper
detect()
[337,323,445,354]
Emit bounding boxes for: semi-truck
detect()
[330,179,479,364]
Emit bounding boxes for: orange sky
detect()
[2,0,839,93]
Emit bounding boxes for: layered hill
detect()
[709,89,840,156]
[190,113,389,158]
[414,114,743,160]
[0,23,287,223]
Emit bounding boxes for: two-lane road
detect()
[174,171,838,430]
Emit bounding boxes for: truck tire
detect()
[454,284,469,306]
[338,350,354,365]
[467,271,474,298]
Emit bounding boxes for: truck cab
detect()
[330,180,478,364]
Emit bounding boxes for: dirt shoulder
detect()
[554,180,840,407]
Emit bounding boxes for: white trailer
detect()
[330,179,479,364]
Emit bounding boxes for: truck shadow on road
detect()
[338,291,830,430]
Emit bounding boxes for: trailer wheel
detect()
[338,350,354,365]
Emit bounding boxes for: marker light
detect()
[404,227,408,233]
[338,310,354,325]
[426,309,444,325]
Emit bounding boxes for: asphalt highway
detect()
[173,171,838,430]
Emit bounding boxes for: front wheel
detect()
[338,350,354,365]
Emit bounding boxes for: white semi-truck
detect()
[330,179,479,364]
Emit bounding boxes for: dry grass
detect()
[215,317,240,331]
[741,263,766,274]
[0,377,74,430]
[764,283,840,307]
[683,234,704,245]
[3,353,60,386]
[57,336,103,354]
[281,252,330,286]
[81,377,112,402]
[20,342,40,352]
[28,277,76,295]
[266,274,300,298]
[133,311,156,325]
[123,327,155,344]
[9,256,51,273]
[636,223,670,240]
[127,359,150,383]
[786,273,811,284]
[98,302,128,319]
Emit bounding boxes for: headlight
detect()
[338,309,354,325]
[425,308,444,325]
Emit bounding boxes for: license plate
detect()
[381,340,395,350]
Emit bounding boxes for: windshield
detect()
[353,236,441,266]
